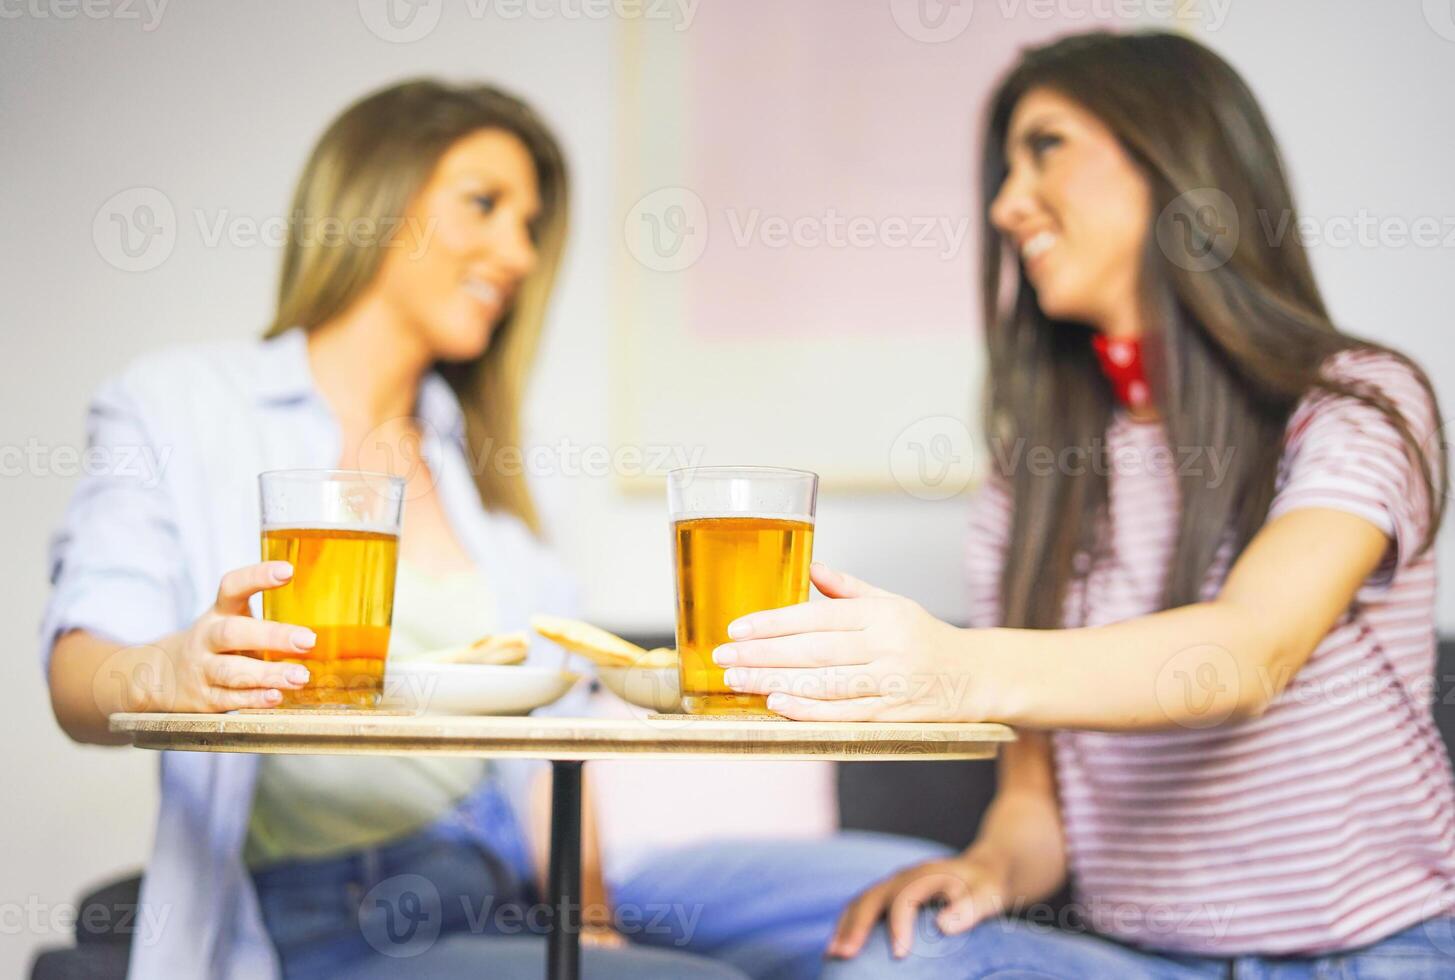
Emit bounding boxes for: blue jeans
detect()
[251,773,947,979]
[250,781,749,979]
[610,831,952,980]
[820,911,1455,979]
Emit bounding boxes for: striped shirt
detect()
[965,350,1455,955]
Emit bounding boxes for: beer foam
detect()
[261,520,400,537]
[671,512,816,525]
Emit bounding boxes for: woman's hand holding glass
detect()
[713,562,994,722]
[152,560,315,711]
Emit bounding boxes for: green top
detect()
[243,560,497,868]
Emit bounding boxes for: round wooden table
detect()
[111,711,1014,980]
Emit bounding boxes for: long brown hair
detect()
[265,79,569,534]
[980,31,1446,628]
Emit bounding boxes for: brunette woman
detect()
[716,32,1455,977]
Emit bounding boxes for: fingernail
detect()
[712,646,736,666]
[287,666,310,685]
[812,561,827,574]
[723,669,741,688]
[767,693,787,712]
[292,628,316,650]
[272,563,293,582]
[727,619,750,640]
[265,689,282,704]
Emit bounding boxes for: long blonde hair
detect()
[265,79,569,535]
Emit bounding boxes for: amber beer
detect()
[668,467,819,716]
[260,526,398,707]
[258,470,405,708]
[674,516,814,714]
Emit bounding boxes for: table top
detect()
[109,711,1014,762]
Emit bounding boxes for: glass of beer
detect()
[257,470,405,708]
[668,466,817,716]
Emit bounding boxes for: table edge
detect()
[108,711,1014,761]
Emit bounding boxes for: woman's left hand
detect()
[713,562,991,722]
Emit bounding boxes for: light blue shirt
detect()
[40,328,581,979]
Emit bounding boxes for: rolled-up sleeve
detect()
[1267,353,1439,593]
[39,373,189,667]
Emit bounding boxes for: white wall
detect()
[3,3,1452,974]
[1184,4,1455,615]
[1,5,625,973]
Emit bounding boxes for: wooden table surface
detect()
[109,711,1015,762]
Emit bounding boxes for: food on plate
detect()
[634,647,678,669]
[529,614,656,667]
[415,630,530,666]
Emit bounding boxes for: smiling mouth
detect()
[463,279,503,305]
[1021,230,1057,263]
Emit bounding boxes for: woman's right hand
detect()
[827,847,1015,961]
[154,560,316,712]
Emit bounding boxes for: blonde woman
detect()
[43,80,744,980]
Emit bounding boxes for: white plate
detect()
[596,664,681,713]
[382,662,579,716]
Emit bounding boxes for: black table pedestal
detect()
[545,760,583,980]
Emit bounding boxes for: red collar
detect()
[1090,334,1151,410]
